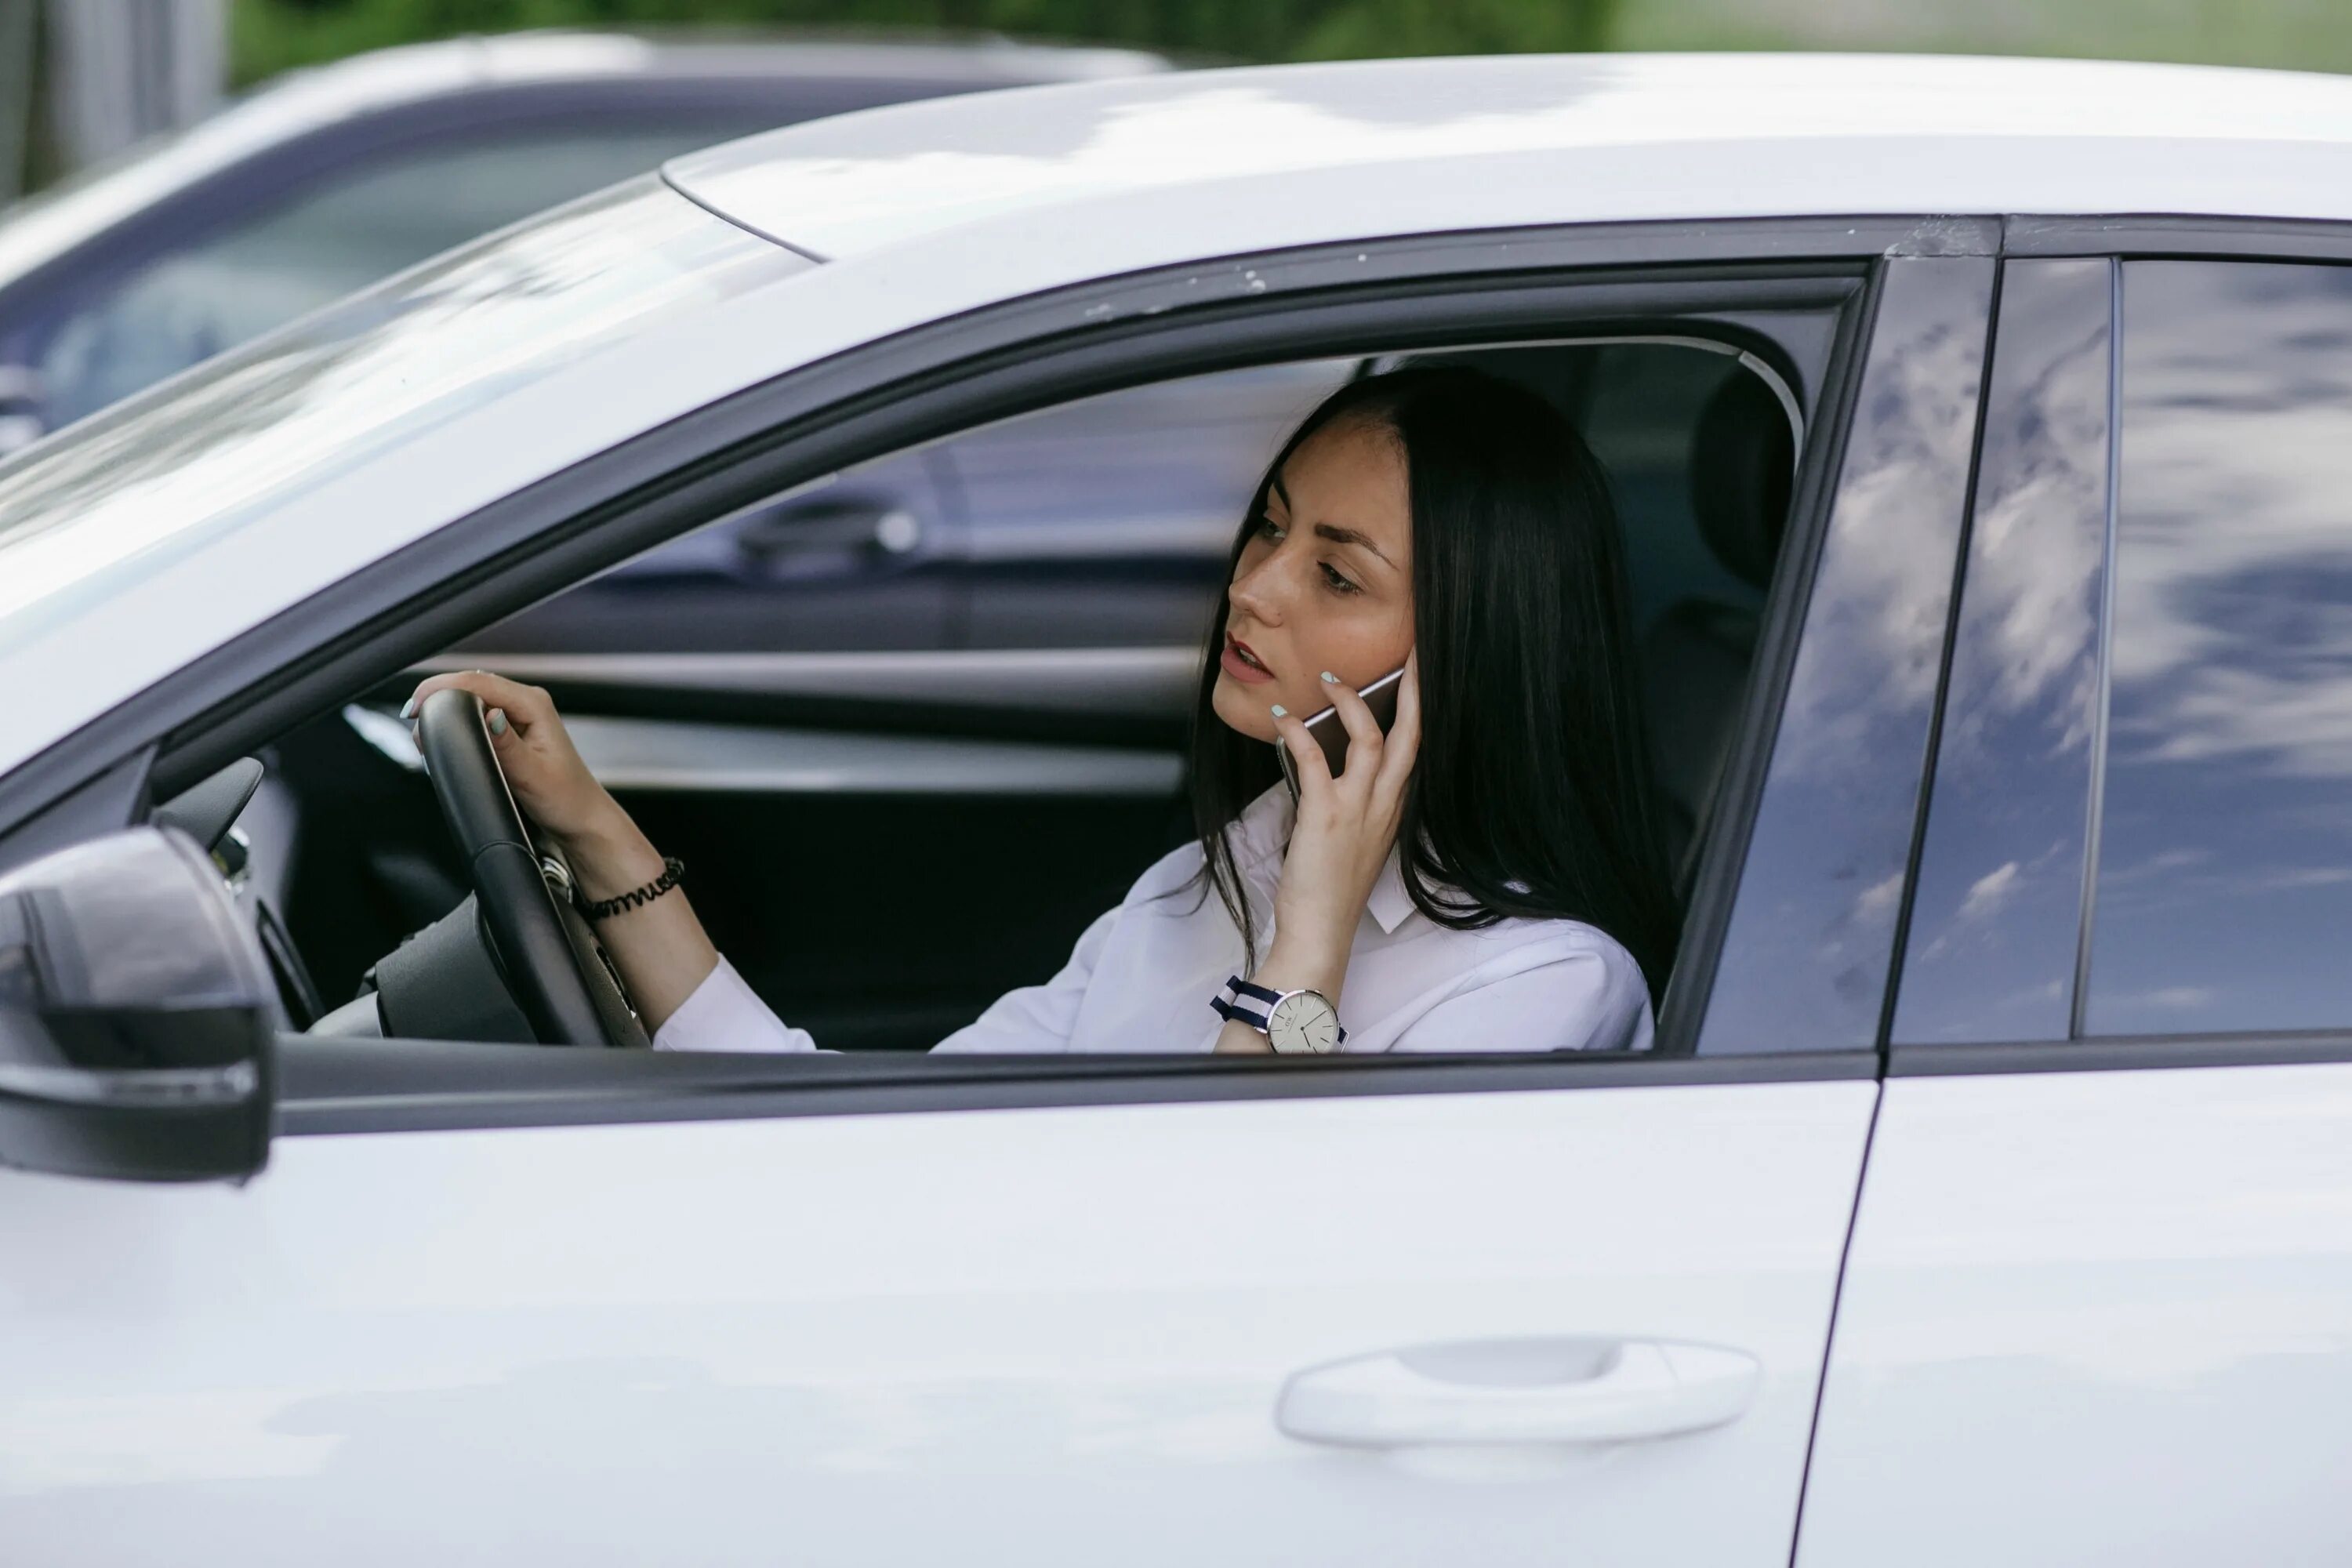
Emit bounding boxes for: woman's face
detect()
[1211,417,1416,743]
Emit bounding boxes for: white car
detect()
[2,52,2350,1566]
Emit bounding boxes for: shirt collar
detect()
[1234,785,1420,937]
[1366,853,1417,935]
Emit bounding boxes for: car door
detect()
[0,254,1989,1566]
[1796,253,2352,1564]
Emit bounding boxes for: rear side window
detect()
[2081,260,2352,1036]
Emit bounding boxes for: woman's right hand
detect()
[400,670,619,849]
[402,670,720,1031]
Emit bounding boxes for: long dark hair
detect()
[1185,365,1681,1003]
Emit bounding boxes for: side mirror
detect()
[0,827,274,1182]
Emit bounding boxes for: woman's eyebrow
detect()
[1314,522,1395,566]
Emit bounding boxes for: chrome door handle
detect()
[1275,1336,1760,1448]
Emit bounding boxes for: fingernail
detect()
[398,697,416,720]
[488,709,508,736]
[1320,670,1339,684]
[1270,704,1287,718]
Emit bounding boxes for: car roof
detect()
[669,50,2352,264]
[0,29,1168,288]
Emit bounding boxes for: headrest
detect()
[1688,369,1796,591]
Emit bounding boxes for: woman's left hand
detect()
[1263,652,1423,989]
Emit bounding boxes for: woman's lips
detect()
[1220,634,1275,685]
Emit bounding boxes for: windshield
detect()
[0,176,803,662]
[27,126,790,434]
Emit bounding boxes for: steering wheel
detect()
[415,688,648,1048]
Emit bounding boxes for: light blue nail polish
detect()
[1320,670,1339,684]
[1271,704,1287,718]
[398,697,417,720]
[488,710,508,736]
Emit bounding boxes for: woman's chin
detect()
[1210,673,1281,742]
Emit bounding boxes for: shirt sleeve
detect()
[1384,942,1655,1054]
[929,902,1123,1054]
[650,901,1127,1055]
[650,957,818,1054]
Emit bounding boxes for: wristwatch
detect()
[1211,975,1346,1054]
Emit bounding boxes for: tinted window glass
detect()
[2083,260,2352,1036]
[33,125,764,428]
[1697,259,1994,1054]
[1895,259,2111,1044]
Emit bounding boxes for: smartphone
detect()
[1279,664,1406,796]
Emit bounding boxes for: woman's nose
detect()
[1229,554,1294,624]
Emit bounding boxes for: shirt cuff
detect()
[651,956,817,1054]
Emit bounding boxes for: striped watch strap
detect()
[1210,974,1346,1046]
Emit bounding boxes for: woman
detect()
[405,366,1680,1054]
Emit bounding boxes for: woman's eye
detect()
[1320,563,1360,594]
[1254,514,1287,541]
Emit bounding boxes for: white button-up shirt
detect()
[654,786,1654,1055]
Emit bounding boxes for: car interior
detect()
[154,336,1798,1055]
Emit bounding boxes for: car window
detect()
[387,338,1825,1050]
[1431,342,1791,873]
[2078,260,2352,1036]
[1694,260,1995,1054]
[466,365,1357,666]
[942,361,1357,649]
[463,343,1809,769]
[469,446,961,657]
[25,125,773,431]
[1894,259,2113,1044]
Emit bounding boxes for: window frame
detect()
[0,216,2010,1128]
[1889,218,2352,1080]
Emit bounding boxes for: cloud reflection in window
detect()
[2084,260,2352,1036]
[1699,259,1992,1054]
[1895,259,2111,1044]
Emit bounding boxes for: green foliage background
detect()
[231,0,2352,86]
[232,0,1619,83]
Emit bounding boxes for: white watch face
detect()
[1267,991,1341,1054]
